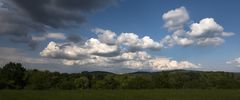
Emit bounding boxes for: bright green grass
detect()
[0,89,240,100]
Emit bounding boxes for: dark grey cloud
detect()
[0,0,117,49]
[9,0,116,28]
[67,34,83,43]
[10,36,38,50]
[92,49,121,57]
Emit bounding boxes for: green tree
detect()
[25,70,54,90]
[57,80,76,90]
[126,75,153,89]
[0,67,7,89]
[153,72,170,88]
[92,80,105,89]
[1,62,26,89]
[74,76,89,89]
[103,75,119,89]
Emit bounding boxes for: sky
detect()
[0,0,240,73]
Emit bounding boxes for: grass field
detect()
[0,89,240,100]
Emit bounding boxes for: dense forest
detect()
[0,62,240,90]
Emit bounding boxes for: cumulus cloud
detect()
[162,6,189,31]
[40,28,198,71]
[174,36,194,46]
[187,18,233,46]
[161,7,193,47]
[187,18,233,37]
[115,53,199,71]
[62,56,109,66]
[226,57,240,67]
[61,51,199,71]
[58,51,150,67]
[0,0,118,49]
[147,58,199,70]
[161,7,234,47]
[161,35,194,47]
[117,33,162,51]
[40,28,163,59]
[93,28,117,45]
[114,51,151,61]
[119,52,199,71]
[38,7,234,72]
[40,39,120,60]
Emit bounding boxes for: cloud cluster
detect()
[161,7,234,47]
[40,38,120,59]
[0,0,117,49]
[117,33,162,51]
[40,28,198,71]
[92,28,163,51]
[39,7,234,71]
[93,28,117,45]
[162,7,189,31]
[226,57,240,67]
[56,51,199,71]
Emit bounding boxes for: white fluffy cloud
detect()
[61,51,199,71]
[117,32,162,51]
[40,38,120,59]
[187,18,233,37]
[117,51,198,70]
[147,58,198,70]
[62,56,109,66]
[93,28,117,45]
[161,7,194,47]
[226,57,240,67]
[174,37,194,46]
[118,55,199,71]
[39,6,235,72]
[40,29,162,60]
[40,28,198,71]
[61,51,150,67]
[187,18,233,46]
[32,33,66,41]
[160,35,194,47]
[161,7,234,47]
[162,6,189,31]
[93,28,162,51]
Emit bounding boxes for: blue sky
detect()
[0,0,240,73]
[80,0,240,71]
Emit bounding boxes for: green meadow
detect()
[0,89,240,100]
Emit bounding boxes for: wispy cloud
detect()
[227,57,240,67]
[32,33,66,41]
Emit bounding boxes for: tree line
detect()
[0,62,240,90]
